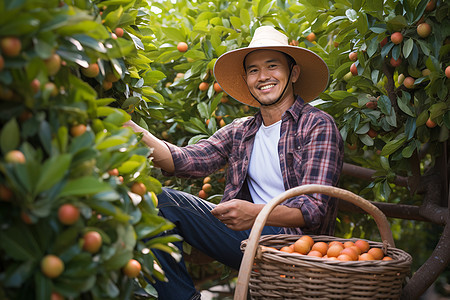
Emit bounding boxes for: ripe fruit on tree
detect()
[108,168,119,176]
[5,150,26,163]
[403,76,415,89]
[445,66,450,79]
[390,32,403,44]
[41,255,64,278]
[213,82,222,93]
[115,27,124,38]
[44,82,59,97]
[82,231,102,253]
[105,72,120,82]
[198,189,207,199]
[0,184,12,202]
[390,57,402,67]
[426,118,437,128]
[305,32,316,42]
[0,55,4,71]
[81,63,100,78]
[380,37,388,47]
[202,183,212,193]
[122,259,141,278]
[102,80,113,90]
[425,0,436,11]
[70,124,87,137]
[58,204,80,225]
[30,79,41,94]
[199,82,209,91]
[177,42,188,52]
[44,53,62,76]
[417,23,431,38]
[0,37,22,57]
[422,68,431,76]
[131,182,146,196]
[51,292,64,300]
[368,128,378,138]
[350,63,358,76]
[348,52,358,61]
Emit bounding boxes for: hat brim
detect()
[213,45,329,107]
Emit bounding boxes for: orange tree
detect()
[125,0,449,297]
[0,0,181,299]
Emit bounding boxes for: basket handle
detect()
[234,184,395,300]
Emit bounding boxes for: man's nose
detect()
[257,68,271,81]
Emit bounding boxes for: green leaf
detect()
[358,134,374,146]
[162,27,186,42]
[345,9,358,22]
[35,154,72,195]
[403,38,414,59]
[240,8,251,27]
[397,94,415,117]
[0,225,40,260]
[429,102,448,120]
[380,134,407,156]
[0,118,20,154]
[59,177,112,197]
[230,16,242,29]
[377,95,392,115]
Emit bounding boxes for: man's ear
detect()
[291,65,301,83]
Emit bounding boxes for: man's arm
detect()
[123,120,175,173]
[210,199,305,231]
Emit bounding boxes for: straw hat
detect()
[213,26,329,107]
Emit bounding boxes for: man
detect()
[125,26,343,299]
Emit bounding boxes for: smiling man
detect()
[125,26,344,299]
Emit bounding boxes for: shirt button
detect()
[280,154,284,158]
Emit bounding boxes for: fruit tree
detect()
[0,0,181,299]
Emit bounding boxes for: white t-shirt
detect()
[247,120,285,204]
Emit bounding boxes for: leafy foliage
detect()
[0,0,180,299]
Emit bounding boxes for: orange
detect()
[108,168,119,176]
[329,241,344,248]
[280,246,294,253]
[177,42,188,52]
[198,189,207,199]
[70,124,87,137]
[341,247,358,261]
[131,182,147,196]
[343,241,354,248]
[348,52,358,61]
[58,204,80,225]
[5,150,26,164]
[41,255,64,278]
[354,240,370,253]
[337,254,353,261]
[426,118,437,128]
[327,244,344,258]
[202,183,212,193]
[305,32,316,42]
[382,256,393,261]
[213,82,222,93]
[307,250,323,258]
[293,239,311,254]
[199,82,209,91]
[299,235,314,249]
[115,27,124,38]
[368,247,384,260]
[359,253,375,261]
[82,231,102,253]
[122,259,141,278]
[81,63,99,78]
[350,245,362,256]
[311,242,328,256]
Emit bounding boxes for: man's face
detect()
[244,50,296,106]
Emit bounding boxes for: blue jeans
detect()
[151,188,284,300]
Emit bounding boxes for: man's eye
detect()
[248,69,257,74]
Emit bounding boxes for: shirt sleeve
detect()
[283,111,344,233]
[161,121,236,178]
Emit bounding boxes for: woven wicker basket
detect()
[235,184,412,300]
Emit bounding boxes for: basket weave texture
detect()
[240,234,412,300]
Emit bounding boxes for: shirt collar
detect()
[284,96,306,122]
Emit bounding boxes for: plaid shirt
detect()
[163,97,344,235]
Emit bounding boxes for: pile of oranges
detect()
[266,235,393,261]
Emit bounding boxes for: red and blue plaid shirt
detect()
[163,97,344,235]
